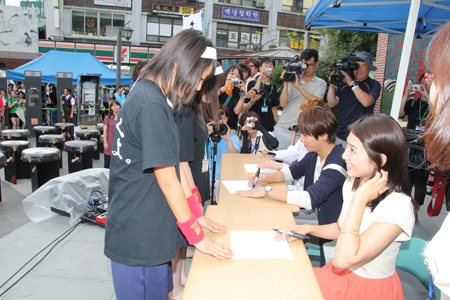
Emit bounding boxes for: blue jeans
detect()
[111,260,173,300]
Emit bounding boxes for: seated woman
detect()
[276,113,415,300]
[238,106,347,266]
[239,111,279,154]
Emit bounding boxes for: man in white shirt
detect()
[274,49,327,150]
[62,87,76,123]
[245,57,261,88]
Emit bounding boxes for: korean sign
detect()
[222,7,260,22]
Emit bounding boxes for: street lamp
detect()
[239,42,249,52]
[116,20,133,90]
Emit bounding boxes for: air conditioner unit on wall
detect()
[255,1,265,9]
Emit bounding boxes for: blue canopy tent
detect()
[305,0,450,119]
[7,50,134,85]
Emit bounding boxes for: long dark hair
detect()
[223,64,243,96]
[193,64,224,130]
[108,100,121,119]
[349,114,413,211]
[139,29,216,110]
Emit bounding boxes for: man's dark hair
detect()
[0,88,5,93]
[64,87,72,94]
[8,83,13,87]
[245,57,260,69]
[118,85,124,89]
[239,63,251,76]
[301,48,319,63]
[132,60,149,81]
[260,57,275,66]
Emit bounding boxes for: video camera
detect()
[404,129,427,169]
[283,55,307,82]
[210,110,228,137]
[329,55,360,86]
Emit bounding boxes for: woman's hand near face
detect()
[405,81,413,94]
[354,170,389,205]
[420,83,430,99]
[206,122,214,134]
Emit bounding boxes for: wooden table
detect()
[182,206,323,300]
[218,153,300,212]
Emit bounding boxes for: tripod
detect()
[209,133,221,205]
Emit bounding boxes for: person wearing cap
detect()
[327,51,381,146]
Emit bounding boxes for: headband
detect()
[201,46,217,60]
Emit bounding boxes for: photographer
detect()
[399,73,430,130]
[239,111,279,154]
[243,57,280,132]
[218,65,248,134]
[275,49,327,150]
[327,51,381,145]
[400,74,430,213]
[207,105,240,201]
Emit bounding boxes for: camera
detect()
[231,78,240,87]
[210,123,228,136]
[329,55,360,86]
[412,84,421,91]
[288,125,298,131]
[404,129,426,169]
[283,55,307,82]
[254,89,263,95]
[246,117,254,127]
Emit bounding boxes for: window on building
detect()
[218,0,255,6]
[72,10,125,37]
[281,0,318,13]
[146,16,183,43]
[216,23,262,49]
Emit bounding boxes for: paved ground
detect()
[0,137,446,299]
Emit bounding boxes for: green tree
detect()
[315,29,378,84]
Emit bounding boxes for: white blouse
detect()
[338,177,415,279]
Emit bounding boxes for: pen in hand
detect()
[273,228,310,240]
[253,167,261,188]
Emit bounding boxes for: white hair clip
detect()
[201,46,217,60]
[214,66,223,76]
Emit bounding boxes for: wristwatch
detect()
[350,81,358,90]
[265,186,272,197]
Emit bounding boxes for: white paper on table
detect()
[221,180,263,194]
[230,231,295,260]
[244,164,277,174]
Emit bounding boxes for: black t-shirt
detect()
[403,98,429,129]
[246,80,279,131]
[219,91,241,131]
[173,107,210,204]
[334,77,381,140]
[104,79,186,267]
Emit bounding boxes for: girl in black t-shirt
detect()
[104,29,233,300]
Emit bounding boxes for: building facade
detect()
[2,0,319,73]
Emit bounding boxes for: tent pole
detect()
[390,0,421,121]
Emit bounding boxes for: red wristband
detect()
[187,194,204,218]
[191,186,202,204]
[177,214,204,245]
